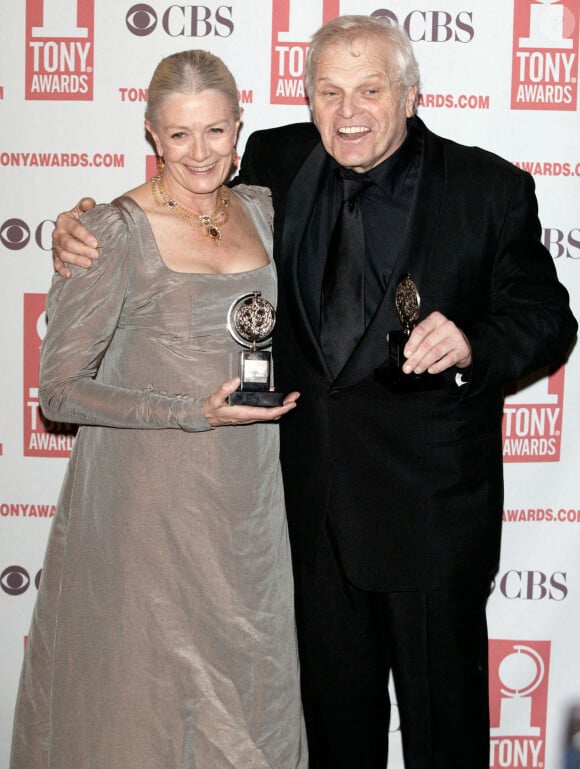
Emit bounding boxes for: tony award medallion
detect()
[375,274,442,392]
[227,292,285,407]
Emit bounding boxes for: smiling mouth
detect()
[186,161,218,173]
[337,126,370,139]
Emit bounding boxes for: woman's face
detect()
[147,89,241,200]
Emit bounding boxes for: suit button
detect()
[329,389,341,400]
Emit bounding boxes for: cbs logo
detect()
[1,565,42,596]
[126,4,234,37]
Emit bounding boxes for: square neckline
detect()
[116,188,274,278]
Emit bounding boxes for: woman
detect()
[10,50,307,769]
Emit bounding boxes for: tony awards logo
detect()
[491,644,545,737]
[511,0,578,110]
[227,292,284,407]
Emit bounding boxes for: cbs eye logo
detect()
[126,4,157,36]
[0,218,55,251]
[1,565,42,596]
[0,219,30,250]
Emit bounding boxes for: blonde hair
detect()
[305,15,420,110]
[145,49,240,126]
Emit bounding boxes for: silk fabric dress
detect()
[10,186,307,769]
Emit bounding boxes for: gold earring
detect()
[156,155,165,174]
[232,149,239,167]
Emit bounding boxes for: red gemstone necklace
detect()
[151,173,230,245]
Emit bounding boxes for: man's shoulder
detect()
[248,121,320,146]
[414,117,535,212]
[239,122,321,190]
[446,137,520,176]
[245,122,320,164]
[420,117,524,181]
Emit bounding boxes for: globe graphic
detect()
[497,647,543,696]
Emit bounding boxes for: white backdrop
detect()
[1,2,579,768]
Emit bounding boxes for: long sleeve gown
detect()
[10,186,307,769]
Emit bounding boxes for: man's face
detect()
[310,35,417,173]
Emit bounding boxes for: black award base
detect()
[228,390,285,407]
[374,330,444,392]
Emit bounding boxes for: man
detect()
[53,16,577,769]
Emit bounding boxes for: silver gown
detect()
[10,186,307,769]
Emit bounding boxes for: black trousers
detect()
[293,523,491,769]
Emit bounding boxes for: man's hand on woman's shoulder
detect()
[53,197,99,277]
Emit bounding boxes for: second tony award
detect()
[377,273,442,392]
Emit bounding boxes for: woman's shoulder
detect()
[79,195,147,254]
[232,184,273,231]
[231,183,272,203]
[79,194,146,261]
[232,184,272,214]
[79,196,130,230]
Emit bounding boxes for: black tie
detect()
[320,171,370,377]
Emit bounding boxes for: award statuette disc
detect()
[375,274,443,392]
[227,292,285,407]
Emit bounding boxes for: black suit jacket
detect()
[236,117,577,591]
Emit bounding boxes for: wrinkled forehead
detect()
[316,33,396,75]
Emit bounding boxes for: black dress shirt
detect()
[299,120,422,334]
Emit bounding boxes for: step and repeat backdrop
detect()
[1,1,579,767]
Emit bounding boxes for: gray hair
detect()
[145,49,240,126]
[305,15,420,109]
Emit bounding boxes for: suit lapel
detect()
[278,121,447,387]
[279,142,334,378]
[335,122,447,388]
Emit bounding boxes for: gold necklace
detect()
[151,174,230,245]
